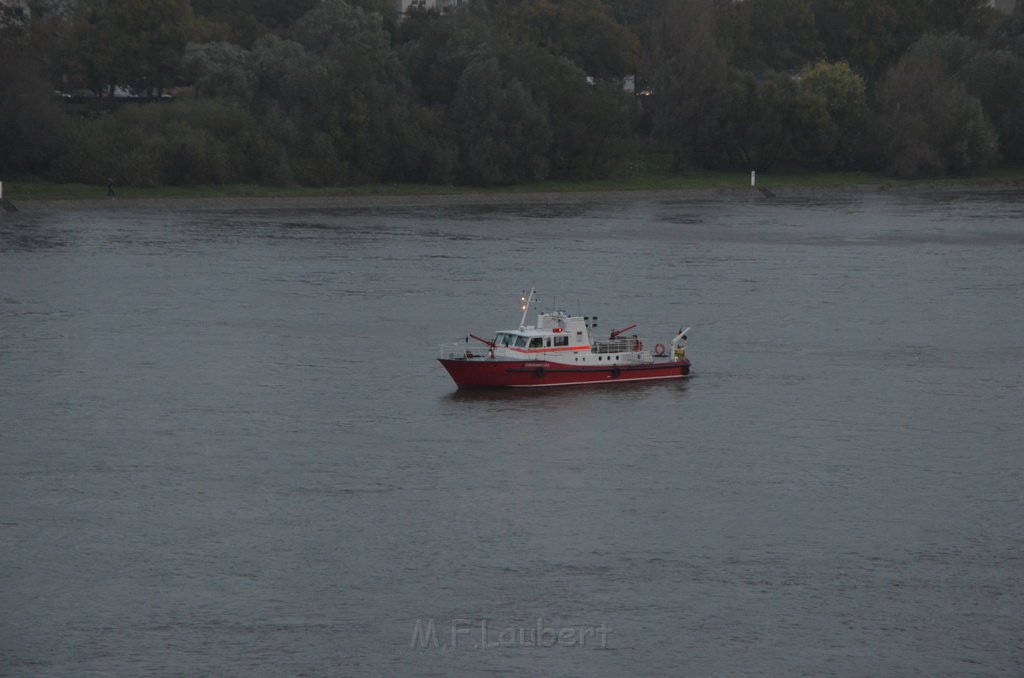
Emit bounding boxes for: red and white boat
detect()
[439,290,692,388]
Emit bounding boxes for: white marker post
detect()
[0,180,16,212]
[750,171,756,187]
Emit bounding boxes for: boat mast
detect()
[519,288,535,330]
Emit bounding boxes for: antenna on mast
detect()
[519,287,535,330]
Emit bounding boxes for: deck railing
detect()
[442,338,653,359]
[590,337,644,354]
[440,342,490,360]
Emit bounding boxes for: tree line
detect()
[2,0,1023,187]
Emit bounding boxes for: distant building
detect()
[395,0,467,20]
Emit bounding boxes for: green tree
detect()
[906,32,980,73]
[70,0,195,94]
[719,70,809,171]
[726,0,823,71]
[875,46,998,176]
[502,43,636,178]
[185,2,458,187]
[57,100,270,186]
[814,0,927,79]
[184,41,256,102]
[399,3,634,183]
[191,0,318,45]
[0,35,68,177]
[800,61,873,168]
[986,14,1024,58]
[249,34,313,105]
[290,0,430,182]
[601,0,661,29]
[398,4,496,106]
[958,49,1024,162]
[923,0,1000,37]
[572,80,637,177]
[113,0,195,94]
[450,58,552,185]
[504,0,641,79]
[346,0,401,35]
[648,0,731,170]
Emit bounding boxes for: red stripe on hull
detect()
[439,358,692,388]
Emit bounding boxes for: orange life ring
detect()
[654,343,666,356]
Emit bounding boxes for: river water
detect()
[1,190,1022,676]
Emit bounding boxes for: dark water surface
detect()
[2,191,1022,676]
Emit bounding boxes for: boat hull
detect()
[439,358,691,388]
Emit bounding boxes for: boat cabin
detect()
[483,311,646,365]
[492,311,591,353]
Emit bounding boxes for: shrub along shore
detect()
[5,166,1024,207]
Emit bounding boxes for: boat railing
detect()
[440,342,490,360]
[591,336,646,354]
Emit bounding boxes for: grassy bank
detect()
[5,156,1024,201]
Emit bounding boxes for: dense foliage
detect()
[2,0,1023,186]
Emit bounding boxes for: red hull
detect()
[439,358,691,388]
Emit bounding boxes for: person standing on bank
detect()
[107,178,115,199]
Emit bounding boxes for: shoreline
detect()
[6,180,1024,212]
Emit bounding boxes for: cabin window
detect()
[554,336,568,347]
[545,338,551,347]
[529,338,543,349]
[514,336,527,348]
